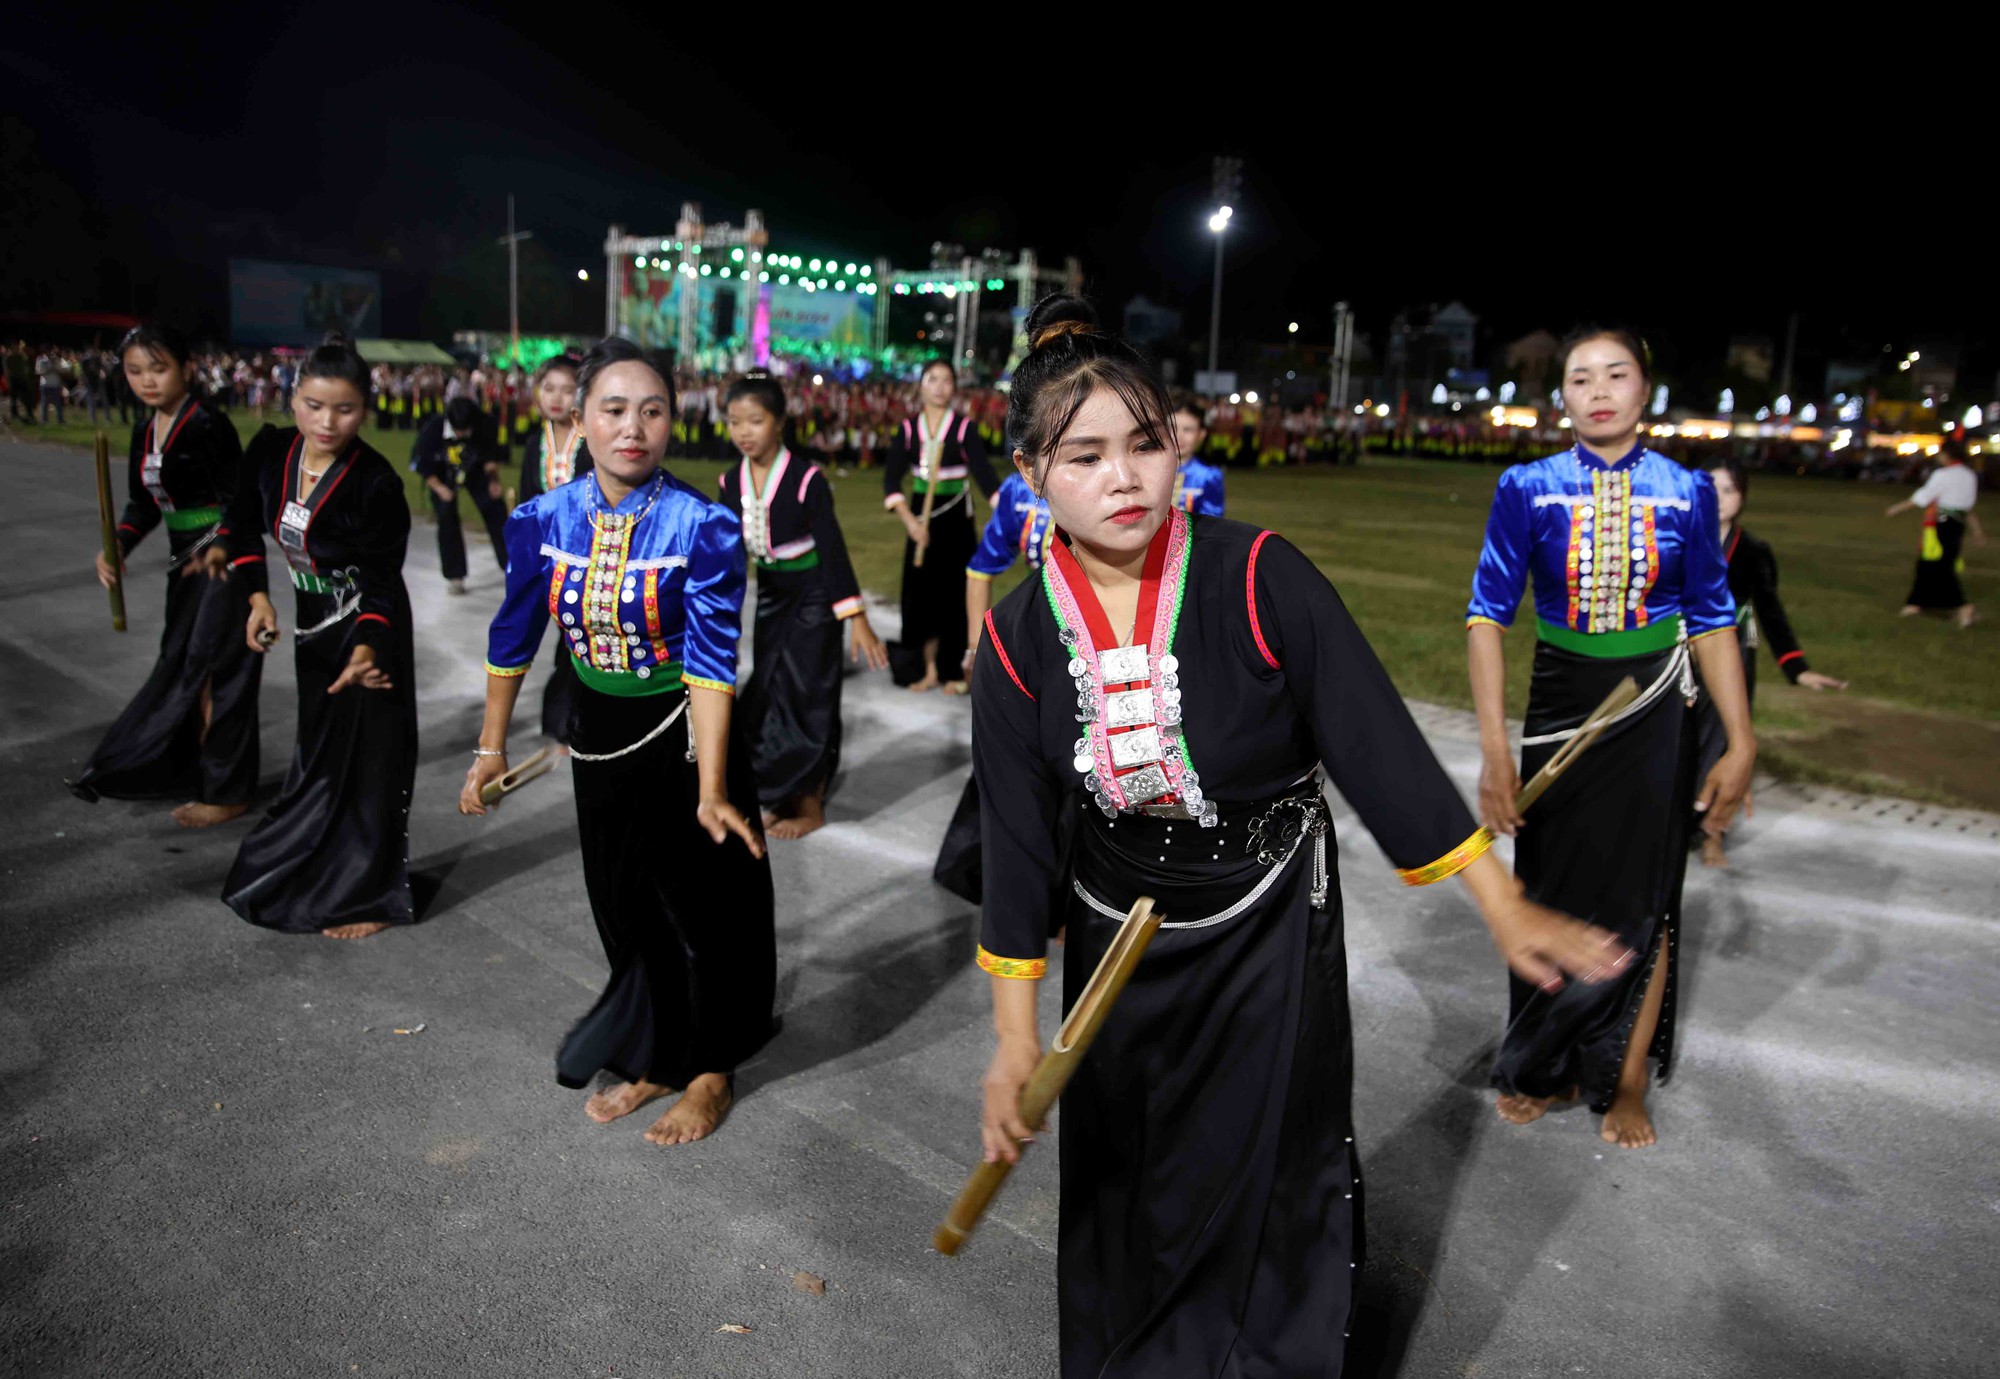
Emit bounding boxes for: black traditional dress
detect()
[719,448,867,813]
[976,510,1489,1377]
[517,420,594,742]
[1902,459,1978,610]
[883,408,998,686]
[412,411,508,581]
[486,468,775,1090]
[71,401,261,806]
[220,427,418,933]
[1691,525,1813,812]
[1467,443,1735,1109]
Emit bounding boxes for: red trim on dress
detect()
[356,613,389,628]
[1777,650,1804,665]
[1246,530,1281,669]
[982,610,1033,702]
[1725,528,1742,562]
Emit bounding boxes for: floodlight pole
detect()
[498,194,534,364]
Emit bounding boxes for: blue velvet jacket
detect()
[968,472,1055,580]
[1467,444,1735,638]
[1174,457,1227,516]
[485,467,744,695]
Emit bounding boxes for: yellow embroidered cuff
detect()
[682,674,735,696]
[1397,827,1495,886]
[485,661,531,678]
[1466,615,1509,632]
[832,595,864,620]
[1688,625,1735,643]
[977,946,1047,980]
[965,567,996,582]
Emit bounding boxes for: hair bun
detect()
[320,330,353,350]
[1025,293,1099,351]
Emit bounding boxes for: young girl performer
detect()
[884,359,999,692]
[515,354,590,744]
[1886,437,1984,628]
[1170,396,1227,515]
[1468,327,1755,1148]
[461,338,773,1147]
[1693,460,1847,867]
[974,297,1627,1376]
[222,334,417,940]
[69,324,260,826]
[720,371,888,840]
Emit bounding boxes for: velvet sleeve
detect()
[485,506,551,676]
[961,425,1000,498]
[1466,466,1532,629]
[114,421,162,555]
[1745,537,1809,680]
[1680,470,1737,636]
[517,430,544,502]
[801,467,864,618]
[1197,463,1226,518]
[223,427,278,599]
[883,420,911,510]
[346,464,411,655]
[968,484,1024,579]
[1256,534,1488,883]
[971,604,1061,976]
[679,503,747,694]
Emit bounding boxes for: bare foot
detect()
[1600,1083,1657,1149]
[1700,833,1728,868]
[1956,607,1979,630]
[644,1073,733,1146]
[767,795,825,840]
[1496,1086,1577,1125]
[585,1078,673,1124]
[908,670,940,693]
[171,800,249,829]
[1899,604,1922,617]
[940,680,970,697]
[322,921,393,941]
[761,809,783,832]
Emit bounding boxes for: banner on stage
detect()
[230,260,382,347]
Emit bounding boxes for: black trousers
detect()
[431,479,509,580]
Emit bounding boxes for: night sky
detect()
[8,10,1993,391]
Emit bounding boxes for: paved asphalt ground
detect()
[3,439,1996,1379]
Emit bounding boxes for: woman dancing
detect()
[973,297,1626,1376]
[462,338,773,1147]
[720,370,888,840]
[1693,460,1846,867]
[1468,327,1754,1148]
[69,324,260,827]
[1887,437,1984,628]
[222,333,417,940]
[883,359,999,692]
[515,353,590,743]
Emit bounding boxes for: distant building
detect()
[1726,336,1774,383]
[1387,301,1480,393]
[1123,295,1182,349]
[1505,329,1562,394]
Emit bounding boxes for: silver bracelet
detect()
[471,747,506,758]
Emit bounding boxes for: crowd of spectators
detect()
[5,337,1976,494]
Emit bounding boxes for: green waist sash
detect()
[1536,614,1682,658]
[289,567,336,594]
[912,477,967,498]
[165,505,223,532]
[757,550,820,573]
[569,651,684,697]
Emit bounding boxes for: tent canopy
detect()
[355,338,457,365]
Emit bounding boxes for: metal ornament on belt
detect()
[1248,790,1332,909]
[295,566,364,641]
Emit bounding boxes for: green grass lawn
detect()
[37,412,1995,799]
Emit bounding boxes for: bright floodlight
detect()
[1207,214,1227,233]
[1217,205,1233,219]
[577,269,589,282]
[1245,390,1259,403]
[1287,321,1298,333]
